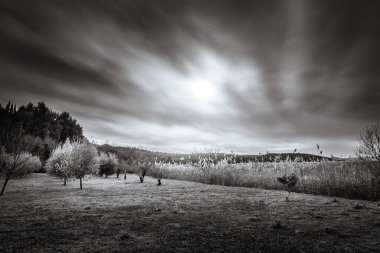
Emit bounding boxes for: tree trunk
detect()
[80,177,82,190]
[0,178,10,196]
[116,171,120,178]
[286,191,291,201]
[63,179,66,186]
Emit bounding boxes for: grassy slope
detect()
[1,174,380,252]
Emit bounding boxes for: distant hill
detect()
[98,144,340,163]
[238,153,337,162]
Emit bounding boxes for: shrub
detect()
[98,152,118,178]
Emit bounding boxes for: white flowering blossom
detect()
[46,139,99,189]
[46,141,73,183]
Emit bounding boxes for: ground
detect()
[1,174,380,252]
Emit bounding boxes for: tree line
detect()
[0,101,83,164]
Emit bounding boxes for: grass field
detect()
[153,160,380,200]
[1,173,380,252]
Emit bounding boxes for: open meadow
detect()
[2,0,380,252]
[1,173,380,252]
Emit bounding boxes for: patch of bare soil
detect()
[1,174,380,252]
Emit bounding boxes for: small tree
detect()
[70,140,99,189]
[151,160,165,186]
[277,173,298,201]
[98,152,118,178]
[137,159,152,183]
[356,124,380,192]
[46,141,72,185]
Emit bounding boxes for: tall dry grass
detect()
[154,160,380,201]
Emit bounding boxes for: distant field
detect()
[1,173,380,252]
[154,160,380,201]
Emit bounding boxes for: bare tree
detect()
[356,124,380,165]
[356,124,380,197]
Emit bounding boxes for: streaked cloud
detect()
[1,0,379,156]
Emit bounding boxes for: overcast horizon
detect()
[1,0,380,157]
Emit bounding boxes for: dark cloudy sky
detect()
[1,0,379,156]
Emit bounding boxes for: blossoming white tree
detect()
[47,139,99,189]
[46,141,73,186]
[70,141,99,189]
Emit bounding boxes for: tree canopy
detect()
[0,101,84,163]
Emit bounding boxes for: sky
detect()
[0,0,379,156]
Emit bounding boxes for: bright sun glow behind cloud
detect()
[123,43,262,116]
[188,77,218,102]
[99,45,293,154]
[125,45,252,114]
[126,46,260,114]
